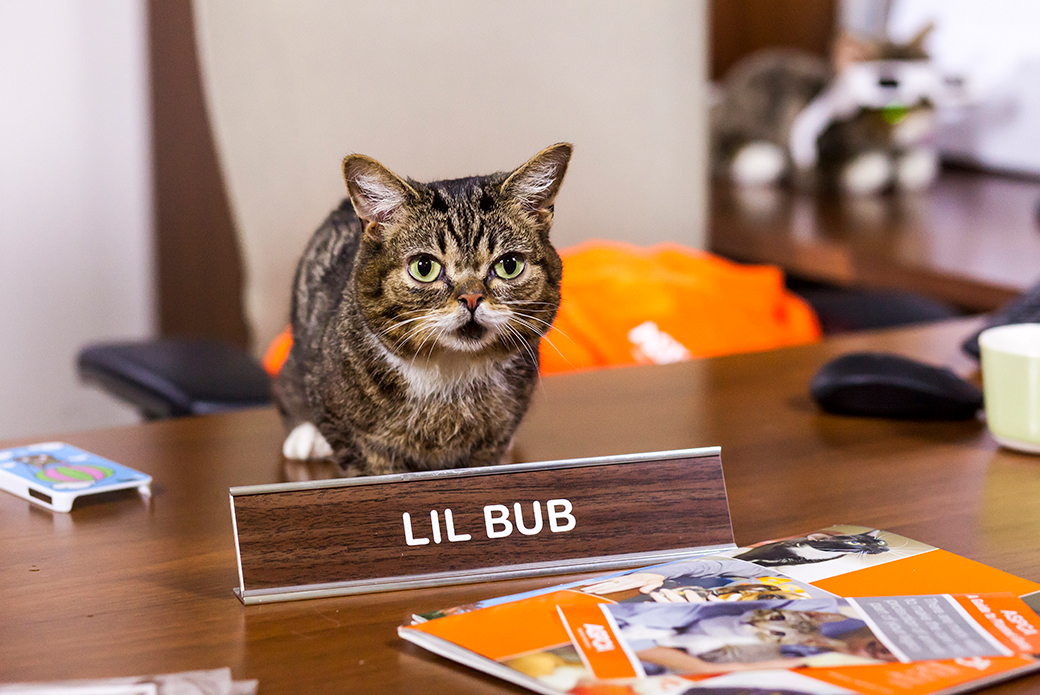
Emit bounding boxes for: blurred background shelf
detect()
[710,168,1040,315]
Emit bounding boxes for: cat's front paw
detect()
[282,422,334,460]
[729,141,787,187]
[840,151,892,196]
[895,148,939,191]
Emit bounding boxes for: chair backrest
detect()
[192,0,709,354]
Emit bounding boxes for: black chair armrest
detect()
[78,339,272,419]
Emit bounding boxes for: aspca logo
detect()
[955,657,991,671]
[628,321,691,365]
[581,623,615,653]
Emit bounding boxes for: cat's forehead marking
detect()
[417,177,514,266]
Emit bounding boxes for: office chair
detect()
[78,338,271,420]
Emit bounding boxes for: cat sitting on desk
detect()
[274,144,571,478]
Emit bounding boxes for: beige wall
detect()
[194,1,709,353]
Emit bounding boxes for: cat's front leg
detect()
[894,147,939,191]
[839,150,893,195]
[729,141,788,187]
[281,422,345,481]
[282,422,334,460]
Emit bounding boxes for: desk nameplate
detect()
[230,447,733,604]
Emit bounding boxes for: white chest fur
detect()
[385,350,508,401]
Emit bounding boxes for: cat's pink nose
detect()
[459,293,483,311]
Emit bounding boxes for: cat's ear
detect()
[501,143,573,216]
[342,155,417,226]
[906,22,934,54]
[832,31,881,73]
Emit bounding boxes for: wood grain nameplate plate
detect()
[230,447,734,604]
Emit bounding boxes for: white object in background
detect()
[788,59,960,171]
[890,0,1040,174]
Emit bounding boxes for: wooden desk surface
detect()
[4,318,1040,693]
[710,170,1040,312]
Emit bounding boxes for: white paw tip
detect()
[730,141,787,187]
[283,423,334,460]
[896,149,939,190]
[841,152,893,196]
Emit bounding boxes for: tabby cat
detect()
[274,144,571,477]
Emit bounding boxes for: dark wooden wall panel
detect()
[711,0,837,80]
[148,0,250,349]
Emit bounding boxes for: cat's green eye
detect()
[492,253,526,280]
[408,255,442,283]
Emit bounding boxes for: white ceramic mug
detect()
[979,323,1040,453]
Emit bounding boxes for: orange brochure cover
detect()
[398,525,1040,695]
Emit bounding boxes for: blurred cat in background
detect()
[711,26,952,195]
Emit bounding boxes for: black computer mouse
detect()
[809,352,983,420]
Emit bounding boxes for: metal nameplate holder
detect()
[230,446,734,604]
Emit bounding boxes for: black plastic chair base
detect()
[78,338,272,420]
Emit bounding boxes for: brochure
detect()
[399,525,1040,695]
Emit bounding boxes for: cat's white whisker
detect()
[378,314,431,340]
[502,322,538,366]
[510,308,576,343]
[508,313,555,349]
[495,323,552,396]
[534,332,578,372]
[390,319,434,355]
[409,323,442,369]
[511,313,558,336]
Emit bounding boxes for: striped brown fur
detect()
[275,144,571,476]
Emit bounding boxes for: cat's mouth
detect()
[456,319,487,342]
